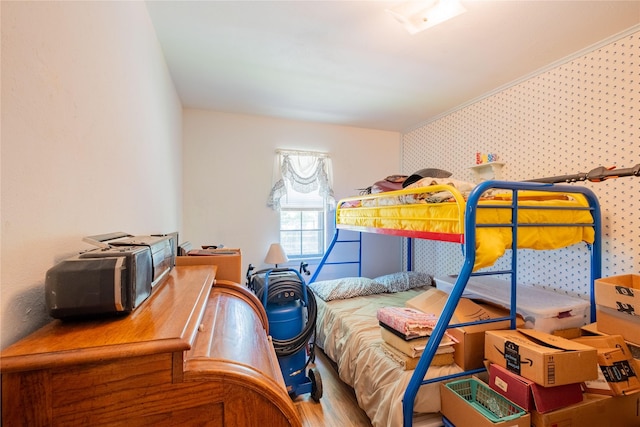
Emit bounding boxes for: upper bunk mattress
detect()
[336,186,596,271]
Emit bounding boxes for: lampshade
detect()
[386,0,466,35]
[264,243,289,266]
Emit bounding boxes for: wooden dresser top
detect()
[0,265,216,373]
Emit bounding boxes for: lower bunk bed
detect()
[309,179,603,427]
[309,275,460,427]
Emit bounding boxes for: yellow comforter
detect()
[336,188,595,271]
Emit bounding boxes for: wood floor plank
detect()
[293,349,372,427]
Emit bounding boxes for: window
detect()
[279,189,325,258]
[267,150,334,259]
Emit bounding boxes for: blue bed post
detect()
[586,190,602,322]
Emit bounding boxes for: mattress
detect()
[314,287,462,427]
[336,187,596,271]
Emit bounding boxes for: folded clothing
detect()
[381,342,454,370]
[376,306,438,339]
[379,325,456,358]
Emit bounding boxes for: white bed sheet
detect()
[314,287,462,427]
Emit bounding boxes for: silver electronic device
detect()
[45,232,177,319]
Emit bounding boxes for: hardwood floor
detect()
[293,349,373,427]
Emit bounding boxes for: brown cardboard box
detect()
[530,392,640,427]
[176,249,242,283]
[530,393,610,427]
[607,391,640,426]
[440,379,530,427]
[406,288,523,370]
[573,334,640,396]
[584,322,640,360]
[597,306,640,345]
[485,329,598,387]
[595,274,640,316]
[581,322,604,336]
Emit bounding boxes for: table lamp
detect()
[264,243,289,268]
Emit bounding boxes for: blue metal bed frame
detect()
[310,180,602,427]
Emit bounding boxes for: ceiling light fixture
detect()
[386,0,467,35]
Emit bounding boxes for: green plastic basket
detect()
[445,378,526,423]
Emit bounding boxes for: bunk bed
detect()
[309,179,602,427]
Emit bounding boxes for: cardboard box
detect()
[489,363,583,413]
[485,329,598,387]
[597,306,640,345]
[552,327,583,340]
[606,391,640,427]
[595,274,640,316]
[406,288,522,370]
[530,392,640,427]
[530,393,610,427]
[581,322,604,336]
[440,379,531,427]
[584,321,640,360]
[573,334,640,396]
[176,249,242,283]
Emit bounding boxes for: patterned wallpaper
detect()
[402,30,640,299]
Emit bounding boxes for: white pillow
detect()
[308,277,387,301]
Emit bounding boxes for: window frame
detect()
[279,202,327,260]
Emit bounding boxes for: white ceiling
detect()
[146,1,640,132]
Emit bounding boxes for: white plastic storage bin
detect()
[434,275,590,333]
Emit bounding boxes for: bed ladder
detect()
[309,228,362,283]
[310,229,415,283]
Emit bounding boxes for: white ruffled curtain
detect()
[267,150,334,211]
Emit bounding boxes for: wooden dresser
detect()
[1,265,302,427]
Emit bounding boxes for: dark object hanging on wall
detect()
[526,164,640,184]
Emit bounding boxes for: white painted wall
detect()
[0,2,182,349]
[182,109,403,279]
